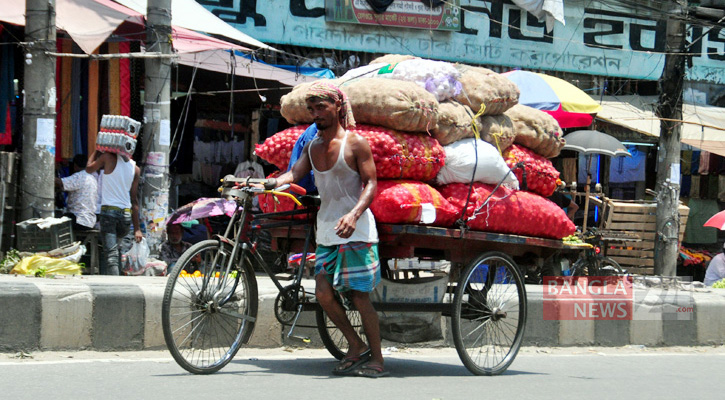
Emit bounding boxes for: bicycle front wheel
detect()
[452,252,527,376]
[162,240,259,374]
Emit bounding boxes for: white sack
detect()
[435,138,519,189]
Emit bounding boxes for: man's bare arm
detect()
[130,165,143,242]
[86,150,105,174]
[275,143,313,187]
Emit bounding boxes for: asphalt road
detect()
[1,346,722,400]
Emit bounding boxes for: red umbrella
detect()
[704,210,725,230]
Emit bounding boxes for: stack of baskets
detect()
[95,115,140,160]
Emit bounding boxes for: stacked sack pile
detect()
[255,54,575,240]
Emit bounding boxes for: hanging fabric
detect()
[108,42,121,115]
[88,56,100,155]
[0,26,14,140]
[119,41,131,117]
[59,39,74,161]
[70,56,82,158]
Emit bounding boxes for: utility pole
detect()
[654,0,687,276]
[141,0,172,252]
[20,0,57,221]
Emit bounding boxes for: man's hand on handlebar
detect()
[220,175,306,195]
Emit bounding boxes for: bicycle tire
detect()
[162,239,259,374]
[571,257,623,277]
[452,251,527,376]
[315,307,367,360]
[598,257,624,276]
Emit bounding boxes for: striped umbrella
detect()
[502,70,602,128]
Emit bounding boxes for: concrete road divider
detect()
[1,275,724,352]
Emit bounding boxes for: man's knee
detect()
[349,291,372,308]
[315,276,335,304]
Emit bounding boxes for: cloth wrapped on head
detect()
[304,81,356,130]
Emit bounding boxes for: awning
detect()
[597,95,725,157]
[178,50,320,88]
[2,0,145,54]
[113,0,275,51]
[1,0,319,85]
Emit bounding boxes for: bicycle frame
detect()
[202,184,317,323]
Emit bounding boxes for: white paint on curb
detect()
[39,283,93,350]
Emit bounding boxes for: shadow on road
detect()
[219,356,545,378]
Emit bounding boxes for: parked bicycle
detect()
[568,228,637,277]
[161,175,324,374]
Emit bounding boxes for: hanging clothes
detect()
[708,175,719,200]
[698,151,711,175]
[234,160,265,179]
[561,158,577,184]
[609,146,646,183]
[684,198,719,244]
[0,27,14,140]
[690,175,700,198]
[681,175,691,198]
[681,150,692,176]
[691,151,700,175]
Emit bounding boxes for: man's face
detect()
[306,97,340,131]
[167,225,183,245]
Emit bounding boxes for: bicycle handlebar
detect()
[220,175,305,206]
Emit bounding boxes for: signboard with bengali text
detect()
[198,0,725,84]
[325,0,461,32]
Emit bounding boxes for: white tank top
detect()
[102,155,135,209]
[309,131,378,246]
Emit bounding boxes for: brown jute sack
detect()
[431,101,476,145]
[477,114,516,152]
[279,79,342,124]
[454,69,519,115]
[340,78,438,132]
[506,104,565,158]
[454,63,496,76]
[370,54,418,65]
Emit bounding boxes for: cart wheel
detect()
[315,306,367,360]
[162,240,259,374]
[452,251,527,376]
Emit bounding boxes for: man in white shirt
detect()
[55,154,98,232]
[86,150,143,275]
[704,243,725,286]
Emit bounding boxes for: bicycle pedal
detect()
[290,335,310,343]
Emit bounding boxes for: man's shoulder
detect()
[345,130,371,150]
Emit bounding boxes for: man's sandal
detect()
[331,349,371,375]
[353,361,389,378]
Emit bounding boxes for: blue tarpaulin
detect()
[233,50,335,80]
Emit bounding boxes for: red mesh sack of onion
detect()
[439,182,575,239]
[255,124,445,182]
[370,180,458,227]
[502,144,561,197]
[258,172,312,220]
